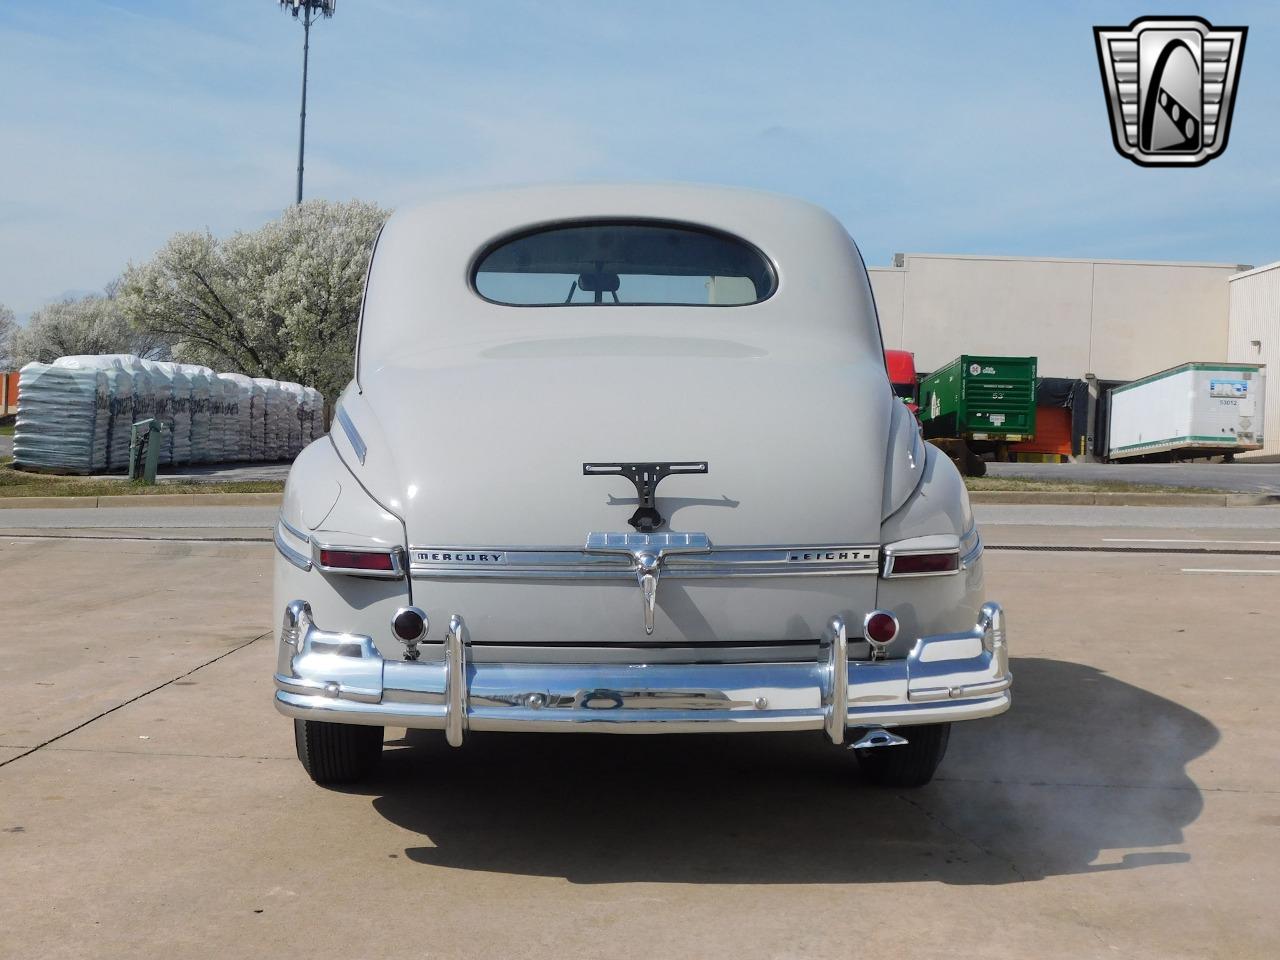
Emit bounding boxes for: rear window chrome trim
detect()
[468,217,779,308]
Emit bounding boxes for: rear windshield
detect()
[473,220,776,306]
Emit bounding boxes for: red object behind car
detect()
[884,349,919,414]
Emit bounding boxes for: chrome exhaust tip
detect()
[851,727,908,750]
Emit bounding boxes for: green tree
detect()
[120,199,388,399]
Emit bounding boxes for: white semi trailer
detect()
[1108,362,1266,461]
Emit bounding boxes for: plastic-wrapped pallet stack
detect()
[50,355,138,471]
[203,370,229,463]
[256,379,288,460]
[305,387,326,442]
[218,373,256,461]
[179,365,214,463]
[107,358,141,468]
[103,365,134,471]
[276,383,295,457]
[299,387,315,444]
[174,363,213,463]
[245,378,266,460]
[131,363,155,447]
[12,353,327,474]
[13,362,103,473]
[280,382,305,457]
[156,363,193,464]
[203,374,223,462]
[137,361,174,466]
[225,376,247,463]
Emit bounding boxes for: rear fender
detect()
[882,394,926,519]
[275,438,412,661]
[877,443,984,653]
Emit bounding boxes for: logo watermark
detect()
[1094,16,1246,167]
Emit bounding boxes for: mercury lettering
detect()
[415,551,506,563]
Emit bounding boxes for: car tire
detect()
[854,722,951,787]
[293,719,383,785]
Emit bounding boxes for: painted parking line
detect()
[1180,568,1280,575]
[1105,538,1280,545]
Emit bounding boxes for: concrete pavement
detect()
[2,510,1279,958]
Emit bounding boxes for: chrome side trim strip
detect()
[335,404,367,465]
[274,522,312,571]
[960,531,984,569]
[409,542,880,579]
[279,515,311,544]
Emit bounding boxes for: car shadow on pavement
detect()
[353,656,1217,885]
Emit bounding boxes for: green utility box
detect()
[918,355,1038,475]
[128,418,161,485]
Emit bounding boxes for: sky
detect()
[1,1,1277,318]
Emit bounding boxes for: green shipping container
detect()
[918,355,1038,442]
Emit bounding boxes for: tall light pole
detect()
[277,1,336,205]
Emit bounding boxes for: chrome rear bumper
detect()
[273,601,1010,744]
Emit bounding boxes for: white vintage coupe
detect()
[273,184,1009,786]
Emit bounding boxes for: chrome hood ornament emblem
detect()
[585,532,711,634]
[583,461,709,532]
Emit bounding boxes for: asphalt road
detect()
[0,505,278,531]
[987,459,1280,492]
[2,506,1279,958]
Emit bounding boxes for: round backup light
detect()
[863,610,900,646]
[392,607,429,642]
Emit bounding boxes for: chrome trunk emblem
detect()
[585,532,712,634]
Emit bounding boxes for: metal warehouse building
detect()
[1227,261,1280,460]
[868,253,1247,381]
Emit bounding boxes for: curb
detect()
[0,492,284,510]
[0,496,99,509]
[969,491,1280,507]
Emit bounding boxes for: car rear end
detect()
[271,185,1011,786]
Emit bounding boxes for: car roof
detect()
[356,183,884,376]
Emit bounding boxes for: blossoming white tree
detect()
[121,199,388,399]
[0,303,17,369]
[9,286,166,365]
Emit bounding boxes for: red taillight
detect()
[888,552,959,576]
[864,611,899,645]
[319,549,395,572]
